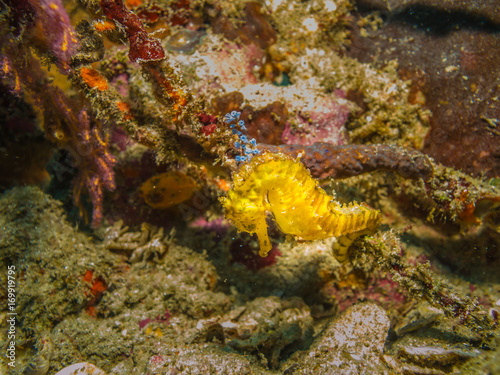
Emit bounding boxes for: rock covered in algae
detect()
[0,190,116,338]
[0,187,123,374]
[0,186,231,374]
[282,302,391,374]
[222,296,314,369]
[144,343,275,375]
[393,301,444,336]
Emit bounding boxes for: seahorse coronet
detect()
[220,151,381,259]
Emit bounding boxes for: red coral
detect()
[170,0,190,26]
[71,110,116,227]
[136,4,163,24]
[100,0,165,63]
[201,124,217,136]
[197,111,218,136]
[197,112,217,126]
[2,46,116,227]
[83,270,108,317]
[128,32,165,62]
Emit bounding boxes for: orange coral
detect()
[125,0,142,8]
[116,101,133,120]
[80,67,109,91]
[458,202,481,224]
[145,65,189,122]
[93,20,116,32]
[83,269,108,317]
[83,269,93,283]
[216,178,231,192]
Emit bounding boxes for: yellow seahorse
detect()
[220,152,381,261]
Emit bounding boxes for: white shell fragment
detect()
[54,362,107,375]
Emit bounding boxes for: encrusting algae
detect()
[220,152,381,259]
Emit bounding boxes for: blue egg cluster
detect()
[224,111,260,163]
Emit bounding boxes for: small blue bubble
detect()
[237,131,242,136]
[238,120,245,126]
[249,138,257,146]
[240,135,248,143]
[235,141,241,148]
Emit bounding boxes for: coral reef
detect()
[350,0,500,177]
[397,163,500,225]
[363,230,494,333]
[0,0,499,374]
[0,9,115,226]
